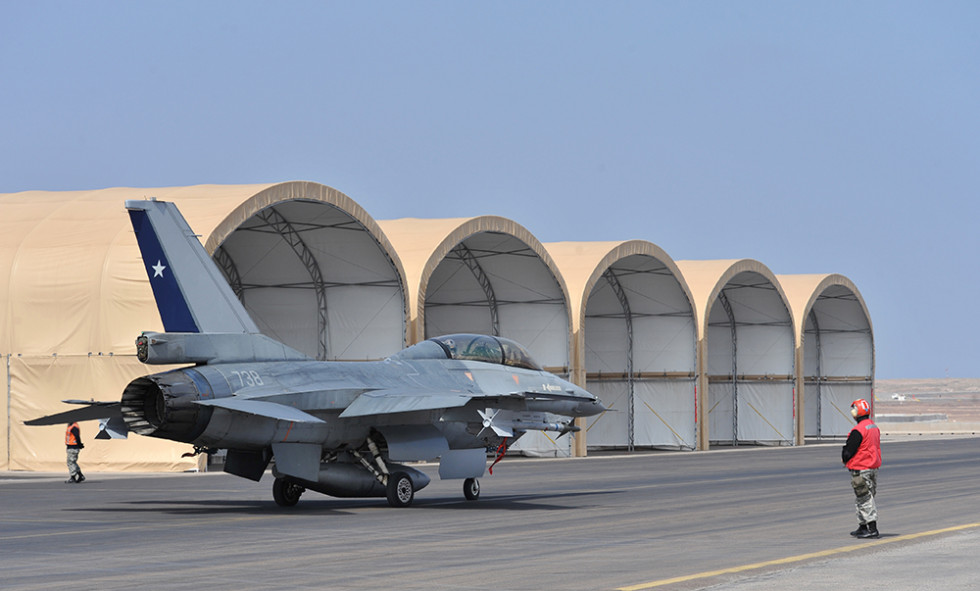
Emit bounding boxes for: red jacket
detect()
[843,418,881,470]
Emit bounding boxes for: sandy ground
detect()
[874,378,980,435]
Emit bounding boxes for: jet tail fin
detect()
[126,199,259,334]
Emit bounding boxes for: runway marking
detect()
[0,515,270,541]
[616,522,980,591]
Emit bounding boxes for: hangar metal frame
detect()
[550,242,698,453]
[780,274,874,440]
[680,260,796,449]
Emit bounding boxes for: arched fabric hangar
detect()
[0,182,407,472]
[547,241,698,452]
[204,182,408,361]
[678,260,796,448]
[779,274,874,439]
[379,216,572,457]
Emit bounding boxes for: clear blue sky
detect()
[2,2,978,379]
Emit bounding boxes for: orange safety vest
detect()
[846,418,881,470]
[66,423,80,446]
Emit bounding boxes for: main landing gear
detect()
[386,471,414,507]
[273,477,305,507]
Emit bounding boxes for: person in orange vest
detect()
[65,422,86,484]
[841,398,881,538]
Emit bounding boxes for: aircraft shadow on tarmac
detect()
[66,489,622,516]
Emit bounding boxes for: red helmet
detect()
[851,398,872,418]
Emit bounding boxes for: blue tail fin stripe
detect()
[128,208,200,333]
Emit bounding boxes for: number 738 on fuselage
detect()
[26,199,605,508]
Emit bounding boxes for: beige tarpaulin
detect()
[779,274,874,438]
[676,259,796,448]
[1,182,406,472]
[546,241,698,452]
[1,356,8,470]
[8,354,201,472]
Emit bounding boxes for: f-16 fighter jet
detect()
[27,199,604,507]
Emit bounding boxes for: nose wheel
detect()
[273,477,305,507]
[463,478,480,501]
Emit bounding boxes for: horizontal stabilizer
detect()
[340,389,475,418]
[194,398,325,423]
[24,400,121,426]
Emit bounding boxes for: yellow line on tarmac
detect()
[616,522,980,591]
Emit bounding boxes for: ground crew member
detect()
[65,422,86,484]
[841,398,880,538]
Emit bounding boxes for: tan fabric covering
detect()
[546,240,695,332]
[776,274,874,345]
[546,241,698,455]
[777,274,875,440]
[379,216,569,344]
[1,357,8,470]
[0,182,402,472]
[8,355,201,472]
[674,259,795,338]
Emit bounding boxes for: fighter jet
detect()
[27,199,604,507]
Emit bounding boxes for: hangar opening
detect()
[209,189,407,362]
[801,281,873,437]
[382,217,571,456]
[423,230,569,364]
[576,247,698,451]
[695,264,795,446]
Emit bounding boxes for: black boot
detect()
[65,474,78,484]
[76,472,85,483]
[850,523,868,537]
[856,521,879,539]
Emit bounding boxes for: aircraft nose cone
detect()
[578,397,606,417]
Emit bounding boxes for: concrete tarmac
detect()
[2,435,978,591]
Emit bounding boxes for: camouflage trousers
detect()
[66,449,81,480]
[850,468,878,524]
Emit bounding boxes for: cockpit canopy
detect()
[391,333,542,371]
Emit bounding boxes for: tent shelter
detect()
[0,182,406,471]
[678,260,796,448]
[1,181,875,472]
[379,216,571,456]
[779,274,874,439]
[547,241,698,452]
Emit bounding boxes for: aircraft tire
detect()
[463,478,480,501]
[273,477,304,507]
[386,471,414,507]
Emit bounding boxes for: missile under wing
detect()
[26,199,605,507]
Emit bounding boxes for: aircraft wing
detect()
[339,387,595,419]
[340,389,476,418]
[23,400,121,426]
[194,398,326,423]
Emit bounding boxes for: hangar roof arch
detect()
[777,273,874,350]
[779,273,874,437]
[379,216,571,368]
[676,259,796,446]
[547,240,698,451]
